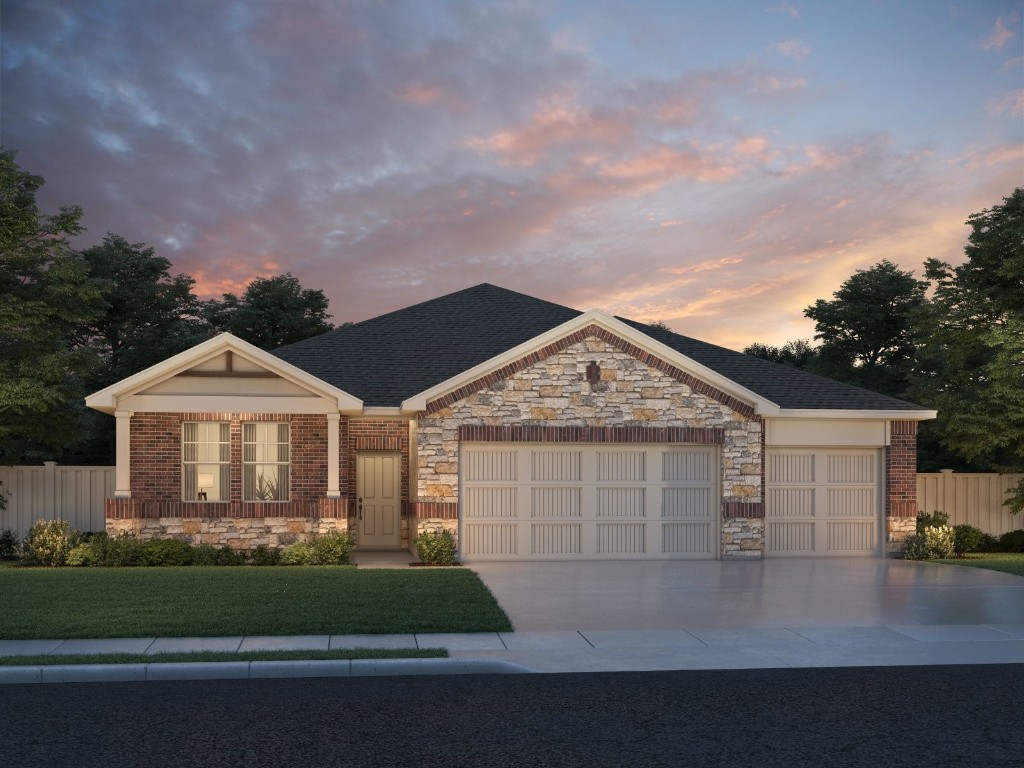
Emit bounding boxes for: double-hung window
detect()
[243,423,290,501]
[183,422,230,501]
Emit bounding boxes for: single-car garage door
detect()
[459,444,718,561]
[765,448,882,557]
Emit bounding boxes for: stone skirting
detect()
[722,517,764,558]
[106,515,349,549]
[412,517,459,549]
[886,516,917,555]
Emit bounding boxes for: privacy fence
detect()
[1,465,1022,541]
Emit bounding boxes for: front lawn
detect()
[934,553,1024,578]
[0,566,513,639]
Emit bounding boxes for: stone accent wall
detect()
[886,516,917,555]
[417,334,764,557]
[107,515,348,548]
[722,518,764,558]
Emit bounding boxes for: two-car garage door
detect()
[460,444,717,561]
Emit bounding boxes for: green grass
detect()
[0,647,447,666]
[934,552,1024,577]
[0,566,513,639]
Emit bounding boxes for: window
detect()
[243,423,290,501]
[183,422,230,501]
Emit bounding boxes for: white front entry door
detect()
[357,453,402,549]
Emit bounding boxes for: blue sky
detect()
[3,0,1021,349]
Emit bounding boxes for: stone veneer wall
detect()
[107,412,347,549]
[416,334,764,558]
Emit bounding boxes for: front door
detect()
[357,453,402,549]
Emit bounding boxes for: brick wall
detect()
[347,419,411,516]
[886,420,918,519]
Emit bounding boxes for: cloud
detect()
[770,39,811,60]
[768,3,800,19]
[988,89,1024,117]
[983,17,1014,50]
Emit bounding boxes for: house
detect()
[86,283,935,560]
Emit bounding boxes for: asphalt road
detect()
[2,665,1021,768]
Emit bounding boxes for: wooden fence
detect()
[0,463,114,539]
[917,472,1023,536]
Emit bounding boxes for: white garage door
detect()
[459,444,718,561]
[765,448,881,557]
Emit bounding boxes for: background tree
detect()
[0,149,103,463]
[803,260,928,398]
[911,188,1024,510]
[204,273,333,349]
[743,340,818,369]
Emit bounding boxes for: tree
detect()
[77,234,210,384]
[804,260,928,397]
[0,149,104,462]
[912,188,1024,511]
[743,339,818,369]
[204,273,333,349]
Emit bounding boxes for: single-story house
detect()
[86,283,935,560]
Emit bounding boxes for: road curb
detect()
[0,658,534,685]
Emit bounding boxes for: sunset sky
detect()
[4,1,1021,350]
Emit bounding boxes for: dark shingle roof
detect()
[273,283,926,411]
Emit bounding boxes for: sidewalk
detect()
[2,623,1023,683]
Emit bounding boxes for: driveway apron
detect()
[467,559,1024,631]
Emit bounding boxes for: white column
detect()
[115,411,132,498]
[326,413,341,497]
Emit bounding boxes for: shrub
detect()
[65,543,95,567]
[251,545,281,566]
[916,510,949,533]
[280,540,315,565]
[977,533,999,553]
[191,544,220,566]
[139,539,194,567]
[216,546,247,566]
[903,525,955,560]
[997,529,1024,553]
[21,519,82,566]
[415,529,457,565]
[0,528,19,560]
[309,530,354,565]
[952,524,986,558]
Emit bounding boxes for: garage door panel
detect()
[597,451,646,481]
[462,444,717,561]
[597,523,645,554]
[532,450,581,481]
[662,487,712,518]
[531,487,581,517]
[464,487,517,518]
[463,523,517,556]
[766,448,880,557]
[532,523,581,555]
[597,487,646,517]
[662,523,711,554]
[464,450,518,481]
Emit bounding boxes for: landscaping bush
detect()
[21,519,82,566]
[280,540,315,565]
[191,544,220,566]
[903,525,955,560]
[139,539,194,567]
[251,544,281,566]
[916,510,949,533]
[280,532,353,565]
[216,546,247,566]
[0,528,19,560]
[997,529,1024,553]
[952,524,986,558]
[415,529,457,565]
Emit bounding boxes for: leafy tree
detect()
[743,339,818,369]
[77,234,210,384]
[204,273,333,349]
[804,260,928,397]
[912,188,1024,512]
[0,149,104,462]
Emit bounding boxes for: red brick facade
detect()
[886,420,919,518]
[346,419,411,521]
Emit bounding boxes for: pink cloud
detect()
[770,39,811,60]
[768,3,800,19]
[983,17,1014,50]
[988,89,1024,117]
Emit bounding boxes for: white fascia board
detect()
[772,409,938,421]
[401,308,778,415]
[360,407,406,418]
[85,332,363,414]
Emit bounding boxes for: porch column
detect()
[114,411,131,497]
[326,413,341,497]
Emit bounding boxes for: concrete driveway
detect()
[468,558,1024,631]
